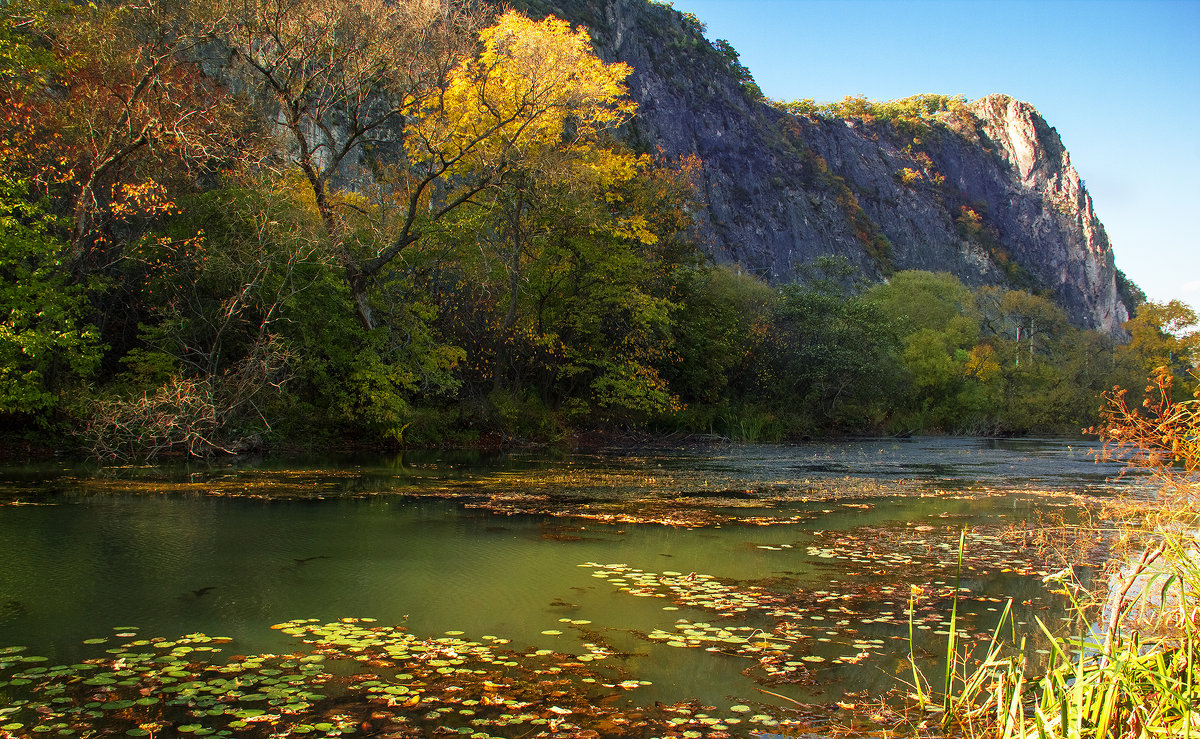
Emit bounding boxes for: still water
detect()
[0,438,1133,714]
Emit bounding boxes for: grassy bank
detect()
[909,368,1200,738]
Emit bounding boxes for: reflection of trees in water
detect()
[0,598,27,625]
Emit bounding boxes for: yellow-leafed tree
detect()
[422,13,694,422]
[421,11,634,169]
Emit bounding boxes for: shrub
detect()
[927,367,1200,737]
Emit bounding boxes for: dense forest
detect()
[2,0,1197,459]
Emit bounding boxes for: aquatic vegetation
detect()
[0,440,1130,737]
[0,616,845,738]
[920,370,1200,738]
[578,554,1032,691]
[0,488,1090,737]
[0,537,1068,739]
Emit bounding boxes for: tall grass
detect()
[920,367,1200,738]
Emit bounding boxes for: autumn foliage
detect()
[1090,366,1200,477]
[1,0,1196,455]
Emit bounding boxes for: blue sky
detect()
[667,0,1200,306]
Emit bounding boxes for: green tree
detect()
[668,264,776,407]
[760,258,901,430]
[0,168,101,420]
[867,271,978,340]
[867,272,994,431]
[1,2,102,423]
[976,286,1093,432]
[435,147,697,430]
[1120,300,1199,387]
[711,39,763,100]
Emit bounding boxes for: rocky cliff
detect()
[509,0,1132,334]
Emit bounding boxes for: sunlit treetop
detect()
[424,11,635,167]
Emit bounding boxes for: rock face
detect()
[509,0,1131,333]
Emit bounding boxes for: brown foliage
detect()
[1089,365,1200,478]
[29,1,254,273]
[87,337,289,460]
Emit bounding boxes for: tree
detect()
[218,0,485,328]
[866,272,993,430]
[1,1,102,421]
[22,0,247,276]
[974,287,1091,432]
[668,264,775,406]
[867,271,978,341]
[761,258,901,428]
[397,9,638,353]
[711,38,762,100]
[1121,300,1200,383]
[976,287,1069,367]
[433,146,698,427]
[221,5,635,331]
[0,159,102,419]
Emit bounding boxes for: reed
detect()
[922,367,1200,738]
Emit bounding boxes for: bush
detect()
[486,388,564,442]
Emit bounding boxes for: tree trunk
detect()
[71,182,96,278]
[347,268,375,331]
[492,265,521,392]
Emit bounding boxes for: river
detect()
[0,437,1135,737]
